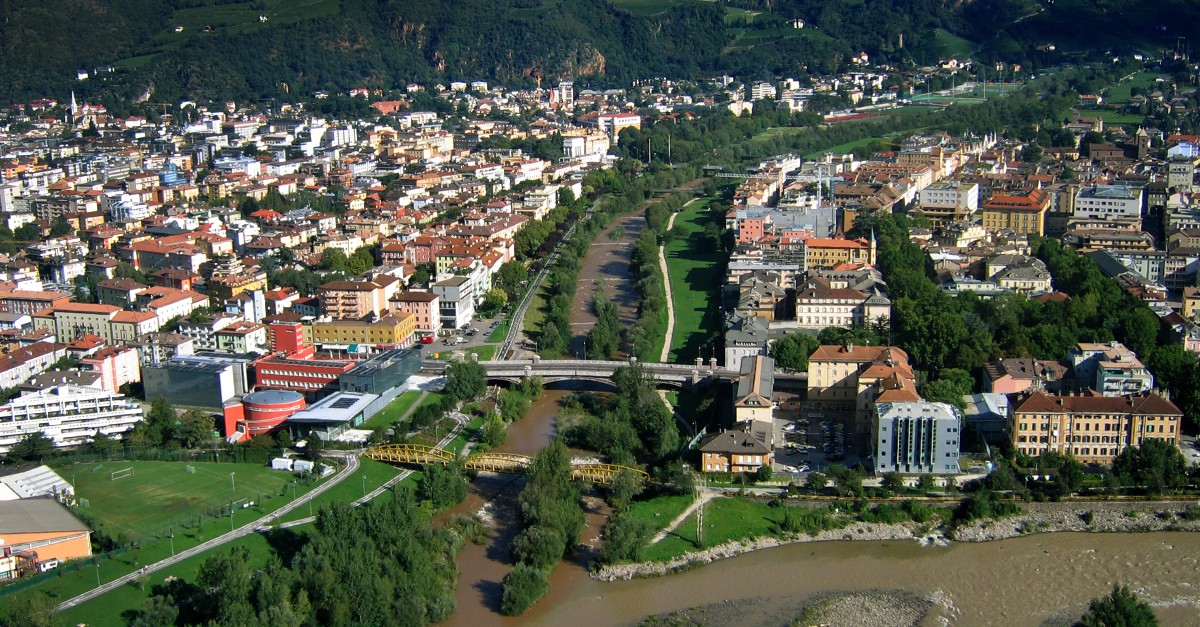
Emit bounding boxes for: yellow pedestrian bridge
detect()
[363,443,649,484]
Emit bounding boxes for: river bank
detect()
[594,499,1200,581]
[639,590,936,627]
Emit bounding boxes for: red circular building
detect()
[242,390,306,438]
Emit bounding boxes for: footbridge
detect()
[363,443,650,484]
[422,358,744,390]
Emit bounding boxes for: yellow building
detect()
[307,312,415,348]
[981,188,1051,236]
[803,237,875,271]
[1011,391,1182,465]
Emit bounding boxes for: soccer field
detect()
[56,460,301,539]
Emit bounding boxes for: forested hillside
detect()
[0,0,1189,104]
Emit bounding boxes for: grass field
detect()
[627,493,694,534]
[1104,70,1165,105]
[610,0,691,16]
[804,135,895,159]
[523,280,552,333]
[642,497,779,562]
[663,199,725,363]
[56,461,306,540]
[487,319,511,343]
[360,390,426,431]
[1087,109,1147,126]
[433,344,498,361]
[933,28,976,59]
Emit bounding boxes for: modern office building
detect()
[873,401,961,474]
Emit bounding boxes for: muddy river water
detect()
[440,391,1200,627]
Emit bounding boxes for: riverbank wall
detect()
[593,499,1200,581]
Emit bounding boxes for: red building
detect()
[254,321,355,397]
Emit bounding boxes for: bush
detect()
[1181,506,1200,521]
[500,564,550,616]
[954,489,1023,523]
[598,512,654,564]
[778,507,844,536]
[511,525,566,571]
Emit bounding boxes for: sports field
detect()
[57,460,302,538]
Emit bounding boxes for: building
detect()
[0,385,143,453]
[807,344,919,435]
[733,355,774,427]
[0,342,67,390]
[431,276,475,329]
[223,389,306,442]
[317,280,391,321]
[793,277,891,330]
[0,499,91,579]
[31,303,159,343]
[285,391,380,441]
[873,401,961,474]
[914,181,980,226]
[803,237,875,271]
[1072,185,1144,224]
[79,345,141,393]
[308,313,416,348]
[142,354,254,410]
[391,291,440,335]
[983,358,1070,394]
[699,429,773,473]
[724,313,768,369]
[0,291,71,316]
[1010,391,1182,465]
[1069,341,1154,396]
[981,188,1051,236]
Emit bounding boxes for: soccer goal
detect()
[184,465,196,474]
[110,467,134,481]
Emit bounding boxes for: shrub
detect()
[512,525,566,570]
[500,564,550,616]
[1181,506,1200,521]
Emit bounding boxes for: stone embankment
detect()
[951,499,1200,541]
[595,500,1200,581]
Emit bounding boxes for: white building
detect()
[873,401,961,474]
[431,276,475,330]
[1072,185,1144,223]
[0,385,143,453]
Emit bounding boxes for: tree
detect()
[7,431,57,462]
[493,261,529,300]
[881,472,906,493]
[500,563,549,616]
[176,410,214,448]
[131,595,180,627]
[1113,438,1188,495]
[1074,584,1158,627]
[478,288,508,317]
[511,525,565,570]
[916,474,937,492]
[444,360,487,402]
[598,512,654,564]
[417,462,468,509]
[481,413,508,446]
[769,333,819,371]
[605,468,645,512]
[805,472,828,492]
[754,464,774,483]
[0,590,61,627]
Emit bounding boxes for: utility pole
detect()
[695,471,705,548]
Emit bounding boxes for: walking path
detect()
[58,407,469,612]
[657,210,679,362]
[57,453,361,611]
[649,488,718,544]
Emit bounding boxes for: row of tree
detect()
[562,364,680,465]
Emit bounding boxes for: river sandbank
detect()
[595,499,1200,581]
[637,589,937,627]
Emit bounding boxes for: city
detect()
[0,1,1198,626]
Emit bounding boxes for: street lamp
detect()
[169,528,175,556]
[361,474,366,497]
[94,560,100,588]
[230,472,236,494]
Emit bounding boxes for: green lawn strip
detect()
[272,459,402,524]
[1085,109,1147,125]
[359,390,424,430]
[626,493,695,533]
[486,318,511,342]
[434,344,498,361]
[641,497,780,562]
[55,460,314,541]
[522,279,552,333]
[663,200,726,363]
[57,533,274,627]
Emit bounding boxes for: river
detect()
[440,394,1200,627]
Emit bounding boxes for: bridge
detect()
[421,358,744,390]
[363,443,650,484]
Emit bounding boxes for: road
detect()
[56,453,360,611]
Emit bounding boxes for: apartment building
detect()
[1011,392,1182,465]
[0,385,143,453]
[31,303,159,343]
[981,188,1051,236]
[807,344,919,435]
[1069,341,1154,396]
[391,291,441,334]
[307,313,416,348]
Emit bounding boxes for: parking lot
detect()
[773,414,869,479]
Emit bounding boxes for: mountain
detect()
[0,0,1189,105]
